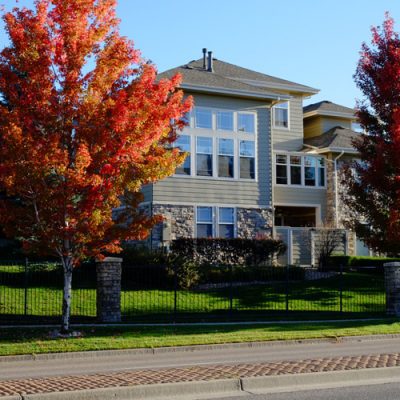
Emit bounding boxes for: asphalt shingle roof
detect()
[304,126,359,151]
[158,58,318,96]
[303,101,355,116]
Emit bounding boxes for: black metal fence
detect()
[0,260,386,324]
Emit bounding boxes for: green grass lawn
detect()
[0,319,399,356]
[0,271,385,320]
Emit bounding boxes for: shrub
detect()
[170,238,286,267]
[328,255,400,273]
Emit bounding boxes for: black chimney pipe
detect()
[202,48,207,69]
[207,51,213,72]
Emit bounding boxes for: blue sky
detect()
[2,1,400,108]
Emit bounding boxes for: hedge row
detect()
[328,255,400,272]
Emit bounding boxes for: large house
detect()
[141,49,367,264]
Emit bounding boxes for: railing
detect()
[0,259,386,324]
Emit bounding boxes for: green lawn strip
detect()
[1,273,385,317]
[0,319,399,356]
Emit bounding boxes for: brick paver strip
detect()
[1,352,400,397]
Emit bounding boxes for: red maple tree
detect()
[0,0,192,332]
[344,13,400,255]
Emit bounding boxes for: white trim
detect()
[195,205,237,239]
[303,109,355,119]
[174,106,258,182]
[273,152,327,189]
[180,83,291,101]
[272,100,290,130]
[227,78,319,95]
[152,200,272,210]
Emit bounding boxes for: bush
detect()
[328,255,400,272]
[170,238,286,267]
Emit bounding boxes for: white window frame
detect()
[173,107,257,182]
[274,152,326,189]
[273,101,290,130]
[174,134,192,176]
[194,107,213,129]
[195,206,237,238]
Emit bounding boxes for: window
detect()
[196,206,236,238]
[218,207,235,238]
[218,139,234,178]
[175,135,191,175]
[304,156,316,186]
[195,108,212,129]
[290,155,301,185]
[196,207,213,238]
[275,154,326,187]
[196,137,213,176]
[318,158,325,186]
[240,140,255,179]
[238,113,255,133]
[276,154,287,184]
[274,101,289,128]
[216,111,233,131]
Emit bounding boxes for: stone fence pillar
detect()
[384,262,400,317]
[96,257,122,323]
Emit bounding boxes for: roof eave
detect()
[304,145,359,154]
[180,83,291,101]
[303,110,356,119]
[230,78,319,96]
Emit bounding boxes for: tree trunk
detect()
[61,256,74,333]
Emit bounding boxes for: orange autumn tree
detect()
[0,0,192,332]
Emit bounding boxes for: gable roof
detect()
[303,101,355,119]
[158,57,319,100]
[303,126,360,153]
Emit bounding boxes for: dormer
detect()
[303,101,356,139]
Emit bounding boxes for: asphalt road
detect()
[2,335,400,380]
[208,382,400,400]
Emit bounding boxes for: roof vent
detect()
[207,51,213,72]
[202,48,207,70]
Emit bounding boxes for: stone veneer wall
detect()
[236,208,273,238]
[150,205,273,246]
[152,204,195,247]
[325,154,336,225]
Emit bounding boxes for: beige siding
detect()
[304,117,323,139]
[322,117,351,132]
[153,94,272,207]
[274,186,327,223]
[141,184,153,202]
[292,229,311,265]
[272,95,304,151]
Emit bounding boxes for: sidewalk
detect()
[2,335,400,399]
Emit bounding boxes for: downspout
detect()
[334,151,345,228]
[269,98,282,239]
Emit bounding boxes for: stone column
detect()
[96,257,122,323]
[384,262,400,316]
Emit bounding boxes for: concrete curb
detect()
[241,366,400,394]
[3,333,400,363]
[9,379,242,400]
[5,367,400,400]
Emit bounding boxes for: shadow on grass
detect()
[0,316,396,344]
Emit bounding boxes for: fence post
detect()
[96,257,122,323]
[173,262,177,323]
[285,264,289,314]
[229,264,233,320]
[339,264,343,314]
[383,262,400,316]
[24,258,28,316]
